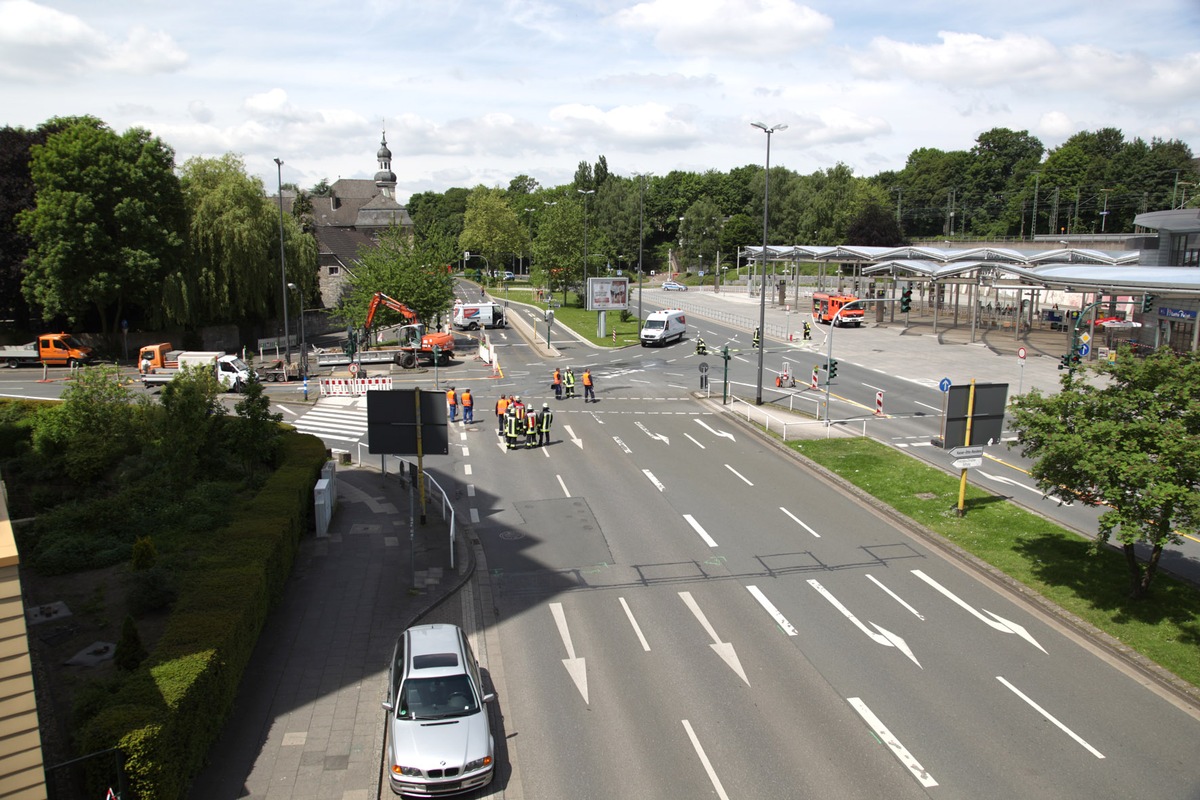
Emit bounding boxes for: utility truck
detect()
[452,301,506,331]
[0,333,94,368]
[639,309,687,346]
[141,351,255,392]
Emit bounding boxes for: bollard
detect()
[875,390,884,416]
[811,366,819,389]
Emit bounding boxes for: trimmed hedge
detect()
[78,432,328,799]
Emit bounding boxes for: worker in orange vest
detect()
[552,367,563,400]
[582,368,595,403]
[461,388,473,423]
[446,386,458,422]
[495,394,509,436]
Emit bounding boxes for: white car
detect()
[383,624,495,796]
[662,280,688,291]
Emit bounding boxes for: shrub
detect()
[115,615,147,672]
[127,566,178,615]
[131,536,157,571]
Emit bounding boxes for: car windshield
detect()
[645,320,665,329]
[398,675,478,719]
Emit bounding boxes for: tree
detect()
[30,364,137,482]
[679,196,724,269]
[1008,347,1200,598]
[227,376,283,480]
[458,186,524,270]
[530,197,583,304]
[340,226,457,331]
[18,117,186,336]
[845,196,907,246]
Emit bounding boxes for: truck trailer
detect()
[0,333,94,368]
[141,351,255,392]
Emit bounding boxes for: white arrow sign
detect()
[549,603,589,703]
[912,570,1046,652]
[635,421,669,445]
[808,579,921,667]
[679,591,748,684]
[694,419,735,441]
[563,424,583,449]
[952,457,983,469]
[948,445,984,459]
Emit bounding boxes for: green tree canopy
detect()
[1009,347,1200,598]
[458,186,524,271]
[18,116,186,336]
[530,195,583,304]
[340,226,457,332]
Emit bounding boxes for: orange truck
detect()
[137,342,181,373]
[812,293,865,327]
[0,333,94,368]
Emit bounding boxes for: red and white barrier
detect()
[811,366,819,389]
[319,376,395,397]
[875,390,884,416]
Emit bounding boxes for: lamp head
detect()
[274,157,283,167]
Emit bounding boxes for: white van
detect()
[453,302,506,331]
[640,309,687,346]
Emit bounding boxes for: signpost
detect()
[1017,347,1026,395]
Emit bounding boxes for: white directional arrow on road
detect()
[635,421,669,445]
[679,591,749,685]
[911,570,1047,653]
[549,603,589,703]
[694,419,735,441]
[977,471,1047,497]
[563,424,583,449]
[808,579,921,667]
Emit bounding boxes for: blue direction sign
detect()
[939,377,952,392]
[1078,343,1091,357]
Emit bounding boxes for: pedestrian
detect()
[552,367,563,400]
[695,336,707,355]
[446,386,458,422]
[539,402,553,446]
[565,367,576,399]
[495,394,509,436]
[525,407,539,448]
[752,328,761,349]
[512,395,526,424]
[802,321,811,341]
[505,406,519,450]
[582,368,595,402]
[461,388,473,423]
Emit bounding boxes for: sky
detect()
[2,0,1198,204]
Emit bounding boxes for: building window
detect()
[1169,233,1200,268]
[328,266,340,276]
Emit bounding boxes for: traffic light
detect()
[1071,352,1082,367]
[1141,294,1155,313]
[1058,354,1070,370]
[828,358,838,379]
[900,286,913,313]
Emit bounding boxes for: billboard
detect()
[587,277,630,311]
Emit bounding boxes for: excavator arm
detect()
[364,292,421,331]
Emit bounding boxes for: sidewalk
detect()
[187,466,467,800]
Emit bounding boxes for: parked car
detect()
[502,271,515,281]
[662,280,688,291]
[382,624,495,797]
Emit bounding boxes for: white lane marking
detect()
[679,591,748,685]
[808,579,920,667]
[746,585,798,636]
[912,569,1046,653]
[549,603,588,704]
[643,469,665,492]
[469,508,479,523]
[684,433,706,449]
[724,464,753,486]
[695,419,735,440]
[866,574,924,620]
[619,597,651,651]
[780,507,820,537]
[847,697,938,787]
[631,378,652,384]
[863,382,886,392]
[613,436,632,454]
[977,470,1048,497]
[996,676,1105,759]
[463,464,473,476]
[636,420,669,444]
[275,405,299,417]
[915,400,941,412]
[460,431,467,441]
[683,514,717,547]
[462,447,470,457]
[557,474,570,497]
[564,424,584,448]
[682,720,731,800]
[467,484,475,497]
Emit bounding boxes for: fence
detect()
[725,394,882,440]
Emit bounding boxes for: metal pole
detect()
[752,122,787,405]
[636,174,646,326]
[274,158,291,365]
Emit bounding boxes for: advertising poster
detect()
[587,277,630,311]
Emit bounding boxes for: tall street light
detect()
[751,122,786,405]
[274,158,291,366]
[524,207,535,275]
[634,173,649,326]
[579,188,595,295]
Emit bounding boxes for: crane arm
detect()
[364,292,420,330]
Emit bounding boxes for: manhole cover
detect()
[499,530,525,540]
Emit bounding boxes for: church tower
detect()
[374,130,398,198]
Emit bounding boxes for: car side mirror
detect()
[381,699,394,712]
[482,692,496,703]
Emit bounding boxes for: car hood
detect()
[391,713,492,768]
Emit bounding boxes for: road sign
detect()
[939,377,952,392]
[349,362,359,375]
[1080,332,1091,344]
[698,362,709,374]
[948,445,983,459]
[1017,347,1026,360]
[1078,343,1091,357]
[952,457,983,469]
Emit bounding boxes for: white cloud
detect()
[612,0,832,56]
[549,102,702,149]
[794,108,892,146]
[856,31,1059,86]
[0,0,185,81]
[1037,110,1074,139]
[243,89,316,123]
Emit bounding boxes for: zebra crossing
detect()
[284,397,368,445]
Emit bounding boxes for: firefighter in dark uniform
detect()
[752,327,761,349]
[505,405,520,450]
[802,321,811,341]
[539,403,553,446]
[695,336,707,355]
[525,407,539,448]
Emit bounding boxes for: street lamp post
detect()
[579,188,595,294]
[635,174,648,327]
[288,282,307,377]
[524,207,535,276]
[274,158,291,365]
[751,121,787,405]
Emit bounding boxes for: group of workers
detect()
[493,394,554,450]
[444,387,474,423]
[551,366,596,402]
